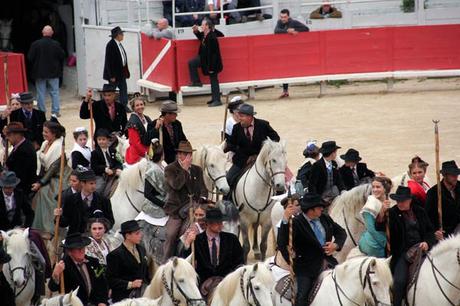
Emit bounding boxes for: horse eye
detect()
[210,164,214,168]
[178,278,185,283]
[254,285,260,290]
[272,159,276,163]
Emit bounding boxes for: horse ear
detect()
[63,291,72,304]
[0,230,7,241]
[23,227,30,239]
[369,258,376,268]
[384,256,392,267]
[280,139,286,150]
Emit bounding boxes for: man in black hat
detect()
[56,168,114,234]
[103,26,130,109]
[376,186,435,306]
[80,85,128,136]
[106,220,150,302]
[2,92,46,149]
[49,232,109,306]
[0,171,34,231]
[163,140,207,262]
[425,160,460,240]
[339,148,375,191]
[277,192,346,306]
[181,207,243,299]
[4,122,37,197]
[152,101,188,164]
[308,140,345,205]
[225,103,280,189]
[0,248,15,306]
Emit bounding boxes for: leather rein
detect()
[161,268,205,306]
[239,268,262,306]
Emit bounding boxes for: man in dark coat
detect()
[103,26,130,109]
[0,171,34,231]
[225,103,280,189]
[278,192,347,306]
[27,25,65,116]
[151,101,188,164]
[163,141,208,262]
[80,84,127,135]
[188,19,224,107]
[106,220,150,302]
[2,92,46,149]
[425,160,460,240]
[56,169,114,234]
[308,141,345,206]
[49,232,109,306]
[376,186,435,306]
[0,248,15,306]
[339,148,375,190]
[4,122,37,196]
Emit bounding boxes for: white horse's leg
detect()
[240,220,251,263]
[259,218,272,261]
[252,222,261,260]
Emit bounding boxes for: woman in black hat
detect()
[376,186,435,306]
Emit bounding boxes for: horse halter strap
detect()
[7,256,32,298]
[358,258,391,306]
[239,269,262,306]
[161,269,205,306]
[201,150,226,194]
[254,159,285,188]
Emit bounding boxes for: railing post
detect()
[220,1,226,27]
[416,0,426,25]
[272,0,279,29]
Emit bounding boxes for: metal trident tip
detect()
[432,119,440,124]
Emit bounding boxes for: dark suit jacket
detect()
[5,138,37,193]
[106,243,150,302]
[91,146,123,176]
[164,161,208,216]
[103,39,130,81]
[60,192,114,234]
[48,255,109,305]
[425,180,460,236]
[6,108,46,146]
[194,30,223,75]
[27,36,65,79]
[226,118,280,168]
[151,119,187,164]
[182,231,243,285]
[376,204,435,271]
[278,213,347,277]
[339,162,375,191]
[308,158,345,195]
[0,189,34,231]
[79,99,127,135]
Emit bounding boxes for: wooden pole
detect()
[288,214,296,306]
[3,55,10,163]
[433,120,443,231]
[89,95,94,150]
[188,194,195,268]
[221,94,229,142]
[53,136,66,294]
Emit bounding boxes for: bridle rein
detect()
[161,269,205,306]
[239,268,262,306]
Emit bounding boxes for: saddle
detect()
[405,244,425,293]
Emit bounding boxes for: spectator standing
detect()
[274,9,309,99]
[145,18,174,39]
[103,27,130,111]
[27,25,65,117]
[310,1,342,19]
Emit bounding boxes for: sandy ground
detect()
[57,77,460,184]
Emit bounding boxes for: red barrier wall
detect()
[0,52,28,105]
[141,34,177,88]
[141,24,460,91]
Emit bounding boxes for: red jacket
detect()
[125,127,148,164]
[408,179,430,206]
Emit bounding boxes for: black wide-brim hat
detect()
[99,84,118,93]
[0,171,21,187]
[204,207,226,223]
[62,232,91,249]
[94,128,111,139]
[78,169,97,181]
[320,141,341,154]
[389,186,413,202]
[110,26,124,37]
[236,103,256,116]
[300,192,325,211]
[440,160,460,176]
[340,148,362,162]
[120,220,142,234]
[18,92,34,104]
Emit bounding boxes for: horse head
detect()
[40,287,84,306]
[241,263,274,306]
[258,138,287,193]
[197,145,230,195]
[1,228,31,289]
[363,258,392,306]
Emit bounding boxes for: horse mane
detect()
[144,260,167,299]
[117,159,147,192]
[252,262,274,285]
[429,233,460,258]
[192,145,207,167]
[330,183,372,215]
[335,256,392,287]
[258,139,285,163]
[211,266,246,304]
[3,228,29,250]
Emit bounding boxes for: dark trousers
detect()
[226,164,243,189]
[282,83,289,92]
[295,274,314,306]
[188,56,221,102]
[110,77,128,106]
[393,256,409,306]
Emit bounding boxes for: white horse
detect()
[329,183,373,263]
[406,234,460,306]
[112,297,161,306]
[211,262,274,306]
[143,257,205,306]
[40,288,83,306]
[233,139,287,261]
[1,228,35,306]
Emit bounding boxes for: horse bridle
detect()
[239,268,262,306]
[161,269,205,306]
[7,255,33,298]
[200,151,226,195]
[254,159,285,189]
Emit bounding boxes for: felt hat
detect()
[94,128,111,139]
[236,103,256,116]
[110,26,124,38]
[440,160,460,176]
[62,232,91,249]
[160,101,181,113]
[340,148,362,162]
[77,168,97,181]
[5,122,28,134]
[300,192,325,211]
[389,186,413,202]
[175,140,195,153]
[0,171,20,188]
[319,141,341,155]
[120,220,142,234]
[302,140,319,158]
[228,96,244,111]
[18,92,34,104]
[204,207,226,223]
[99,84,118,93]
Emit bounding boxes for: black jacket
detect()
[425,180,460,236]
[91,146,123,176]
[6,108,46,146]
[376,204,435,271]
[274,18,310,34]
[79,100,127,135]
[48,255,109,305]
[60,192,114,234]
[106,243,150,302]
[27,36,65,79]
[194,30,223,75]
[225,118,280,168]
[0,273,15,306]
[339,162,375,191]
[71,151,91,169]
[278,213,347,277]
[0,189,34,231]
[181,231,244,285]
[103,39,130,81]
[151,119,187,164]
[308,158,345,195]
[5,138,37,193]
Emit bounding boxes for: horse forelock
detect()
[251,262,273,286]
[213,266,246,303]
[259,139,286,165]
[171,257,198,283]
[429,233,460,259]
[372,258,393,287]
[4,229,29,253]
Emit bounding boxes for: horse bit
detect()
[239,268,262,306]
[161,269,205,306]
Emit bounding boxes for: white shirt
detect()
[116,40,127,66]
[3,191,14,211]
[324,158,333,171]
[225,116,236,136]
